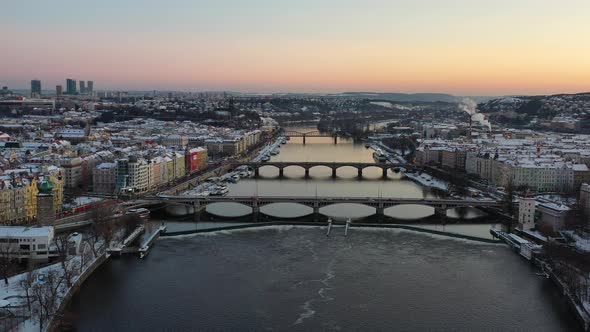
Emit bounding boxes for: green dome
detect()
[37,180,54,193]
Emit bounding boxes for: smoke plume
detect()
[459,98,491,131]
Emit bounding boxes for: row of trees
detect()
[544,242,590,309]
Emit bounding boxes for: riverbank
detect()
[47,253,110,331]
[491,229,590,331]
[0,252,110,332]
[403,171,449,191]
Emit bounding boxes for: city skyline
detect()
[1,0,590,95]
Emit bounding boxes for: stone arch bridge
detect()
[148,195,501,222]
[232,162,416,178]
[283,130,340,144]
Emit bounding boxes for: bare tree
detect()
[52,234,73,287]
[0,242,17,285]
[502,182,517,232]
[19,269,37,313]
[30,270,64,332]
[565,202,588,234]
[78,242,93,274]
[121,213,143,238]
[86,205,118,255]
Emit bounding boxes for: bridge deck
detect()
[233,161,411,168]
[152,195,500,208]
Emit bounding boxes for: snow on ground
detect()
[0,250,103,331]
[568,232,590,252]
[0,262,63,301]
[369,101,393,108]
[404,172,449,191]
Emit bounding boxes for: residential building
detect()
[537,200,569,231]
[58,157,83,190]
[0,226,55,261]
[93,163,117,194]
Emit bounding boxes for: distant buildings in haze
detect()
[31,79,41,97]
[66,78,77,95]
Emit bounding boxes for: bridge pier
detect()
[305,168,310,178]
[252,200,260,222]
[376,204,385,222]
[331,168,337,178]
[254,167,259,178]
[382,168,388,178]
[357,168,363,178]
[303,135,306,145]
[313,203,320,222]
[193,202,201,223]
[278,168,284,178]
[434,207,447,219]
[333,136,337,144]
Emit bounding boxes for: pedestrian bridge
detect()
[232,161,416,178]
[149,195,501,221]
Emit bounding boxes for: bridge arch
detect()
[259,203,314,218]
[360,165,390,178]
[205,202,253,217]
[320,203,377,219]
[384,204,436,220]
[446,206,487,219]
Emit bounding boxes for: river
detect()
[66,129,580,330]
[164,131,493,239]
[68,227,579,331]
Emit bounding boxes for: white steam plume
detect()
[459,98,491,131]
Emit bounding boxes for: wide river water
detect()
[67,130,580,330]
[160,132,494,239]
[68,227,579,331]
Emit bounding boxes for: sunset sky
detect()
[2,0,589,95]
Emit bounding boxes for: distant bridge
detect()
[147,195,501,222]
[283,130,340,144]
[232,161,415,178]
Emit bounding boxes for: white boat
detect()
[270,149,279,155]
[126,208,150,220]
[281,139,287,144]
[373,149,387,163]
[211,186,229,196]
[261,155,270,162]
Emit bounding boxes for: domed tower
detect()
[37,179,55,225]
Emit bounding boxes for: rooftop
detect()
[0,226,53,238]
